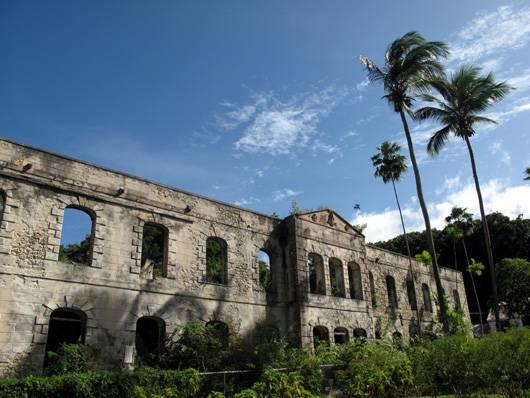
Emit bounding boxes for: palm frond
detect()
[414,106,448,122]
[427,125,452,155]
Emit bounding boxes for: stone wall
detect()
[0,138,468,375]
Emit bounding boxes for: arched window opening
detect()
[386,275,398,309]
[135,316,166,362]
[258,249,272,291]
[422,284,433,313]
[308,253,325,295]
[59,207,94,265]
[334,327,349,345]
[353,328,367,339]
[369,272,377,307]
[141,223,168,279]
[348,262,363,300]
[392,331,403,343]
[406,279,418,311]
[453,289,461,310]
[206,237,228,284]
[329,258,345,297]
[0,191,5,225]
[44,309,87,367]
[313,326,329,348]
[206,320,229,347]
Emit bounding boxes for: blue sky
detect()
[2,1,530,244]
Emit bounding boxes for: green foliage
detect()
[141,224,166,277]
[336,340,413,397]
[467,258,485,276]
[415,250,432,266]
[445,306,472,336]
[525,167,530,181]
[234,370,317,398]
[45,344,98,376]
[410,328,530,397]
[206,238,226,284]
[59,234,91,264]
[160,322,228,371]
[258,260,271,291]
[0,368,200,398]
[496,258,530,323]
[371,141,407,184]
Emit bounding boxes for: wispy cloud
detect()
[217,85,352,156]
[488,140,511,166]
[272,188,302,202]
[449,5,530,63]
[353,178,530,242]
[234,197,260,207]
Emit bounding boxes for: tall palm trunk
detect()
[399,108,449,332]
[464,136,500,331]
[462,239,484,334]
[391,177,422,334]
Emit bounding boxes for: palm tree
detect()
[445,206,484,333]
[361,32,450,331]
[415,66,512,331]
[525,167,530,181]
[371,141,422,332]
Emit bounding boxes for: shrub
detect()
[471,328,530,397]
[45,344,99,376]
[233,370,318,398]
[0,368,200,398]
[336,340,413,397]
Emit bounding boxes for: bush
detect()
[336,340,413,397]
[0,368,200,398]
[233,370,318,398]
[45,344,99,376]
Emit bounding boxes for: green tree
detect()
[496,258,530,324]
[415,66,512,330]
[258,260,272,291]
[371,142,412,262]
[468,258,486,333]
[361,31,450,331]
[59,234,91,264]
[525,167,530,181]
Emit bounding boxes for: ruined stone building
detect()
[0,138,468,374]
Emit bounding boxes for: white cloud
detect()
[484,96,530,126]
[353,179,530,242]
[450,5,530,63]
[234,197,260,207]
[435,174,462,195]
[272,188,302,202]
[217,86,350,156]
[356,77,370,91]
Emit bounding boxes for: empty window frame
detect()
[44,308,87,368]
[386,275,398,309]
[329,258,345,297]
[206,320,229,348]
[353,328,367,339]
[422,284,433,313]
[406,279,418,311]
[258,249,272,291]
[0,190,5,225]
[206,237,228,284]
[334,327,349,345]
[59,206,95,265]
[348,262,363,300]
[141,223,168,278]
[369,272,377,307]
[308,253,326,295]
[313,326,330,348]
[135,316,166,362]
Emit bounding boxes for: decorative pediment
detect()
[297,209,363,236]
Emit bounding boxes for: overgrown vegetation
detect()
[59,234,91,265]
[3,325,529,397]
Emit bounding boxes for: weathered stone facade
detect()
[0,138,468,375]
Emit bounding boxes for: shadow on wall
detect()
[9,219,293,375]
